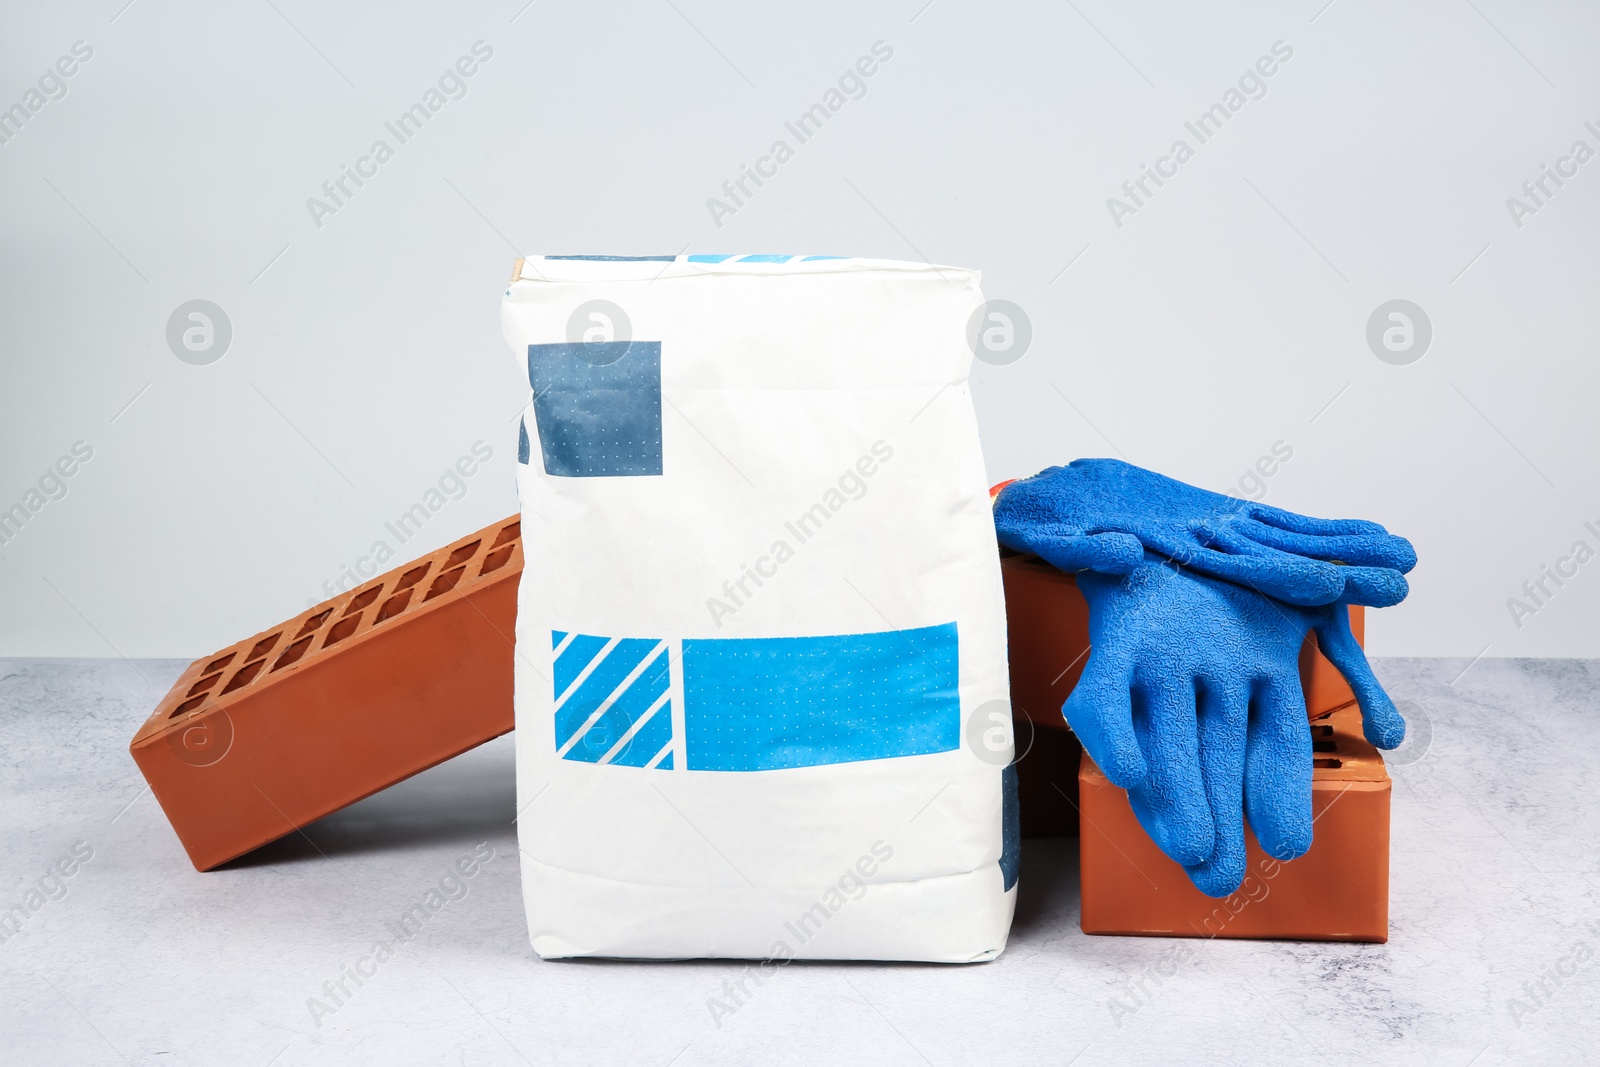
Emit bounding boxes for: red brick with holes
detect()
[130,517,524,870]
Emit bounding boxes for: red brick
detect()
[130,516,523,870]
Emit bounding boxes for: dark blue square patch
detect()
[527,341,663,478]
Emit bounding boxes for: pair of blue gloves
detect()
[993,459,1415,897]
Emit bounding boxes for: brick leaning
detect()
[130,516,523,871]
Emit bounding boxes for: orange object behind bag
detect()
[1001,551,1364,735]
[997,550,1390,942]
[1078,703,1390,941]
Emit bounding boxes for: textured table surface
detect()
[2,657,1596,1066]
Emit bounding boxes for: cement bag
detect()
[502,254,1016,962]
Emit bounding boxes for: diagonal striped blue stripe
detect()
[554,638,661,750]
[607,701,674,768]
[563,647,671,764]
[553,633,608,701]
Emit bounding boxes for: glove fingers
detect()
[1182,677,1250,898]
[1228,511,1420,572]
[1247,505,1391,541]
[994,478,1140,572]
[1244,672,1314,861]
[1125,678,1215,867]
[1062,648,1145,787]
[1037,530,1145,576]
[1151,526,1345,606]
[1312,608,1407,749]
[1332,566,1410,608]
[994,518,1144,576]
[1208,520,1409,606]
[1201,522,1408,607]
[992,514,1070,557]
[1237,517,1418,574]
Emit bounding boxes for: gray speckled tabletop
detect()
[2,657,1596,1066]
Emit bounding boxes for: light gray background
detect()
[3,0,1598,659]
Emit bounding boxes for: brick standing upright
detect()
[999,551,1391,941]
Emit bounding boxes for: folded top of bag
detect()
[503,254,985,393]
[509,254,979,283]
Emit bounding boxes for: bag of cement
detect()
[502,253,1016,961]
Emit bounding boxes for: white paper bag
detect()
[502,254,1016,961]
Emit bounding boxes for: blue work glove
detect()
[994,459,1416,608]
[1070,554,1406,897]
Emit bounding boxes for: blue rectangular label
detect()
[527,341,663,478]
[681,623,960,772]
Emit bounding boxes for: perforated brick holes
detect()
[164,521,521,722]
[1311,712,1342,769]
